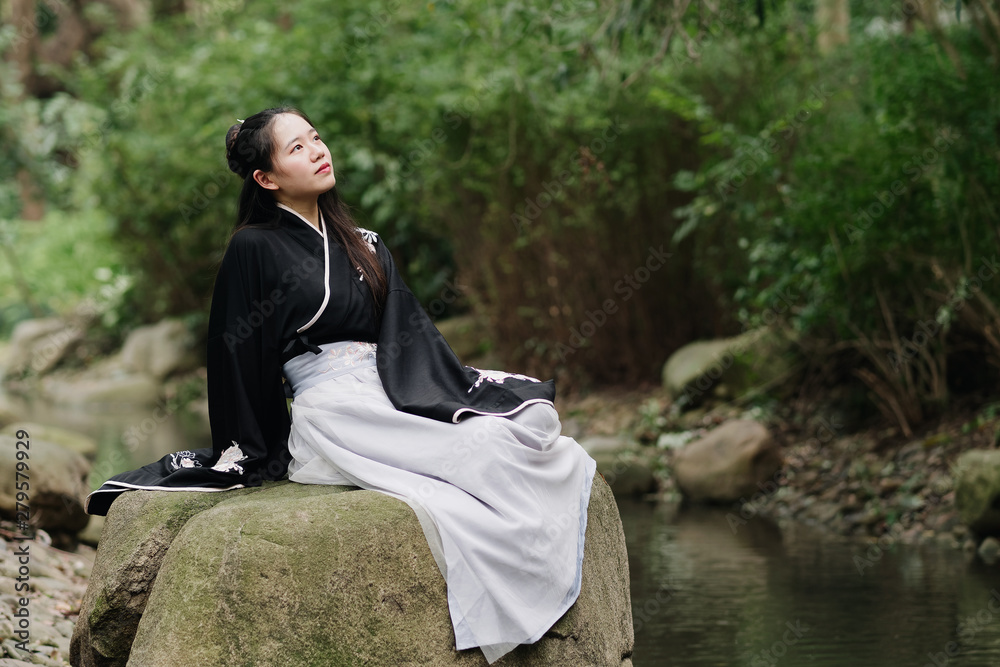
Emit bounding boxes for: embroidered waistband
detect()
[282,340,377,397]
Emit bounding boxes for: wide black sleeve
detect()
[374,237,555,423]
[206,230,292,483]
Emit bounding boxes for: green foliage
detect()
[15,0,730,385]
[4,0,999,408]
[671,3,1000,427]
[0,210,128,337]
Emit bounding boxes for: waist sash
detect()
[282,340,377,398]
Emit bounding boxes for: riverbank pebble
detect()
[716,415,1000,553]
[0,524,94,666]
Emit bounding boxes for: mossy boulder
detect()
[70,485,279,666]
[661,327,799,406]
[955,449,1000,535]
[71,476,633,667]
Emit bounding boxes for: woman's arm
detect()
[206,230,293,484]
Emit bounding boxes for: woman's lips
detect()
[316,163,331,174]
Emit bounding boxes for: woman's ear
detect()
[253,169,279,191]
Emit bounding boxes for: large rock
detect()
[587,450,658,499]
[0,435,90,533]
[662,338,736,400]
[119,319,198,380]
[954,449,1000,535]
[671,419,782,503]
[3,317,82,379]
[661,327,798,406]
[40,373,161,407]
[72,476,633,667]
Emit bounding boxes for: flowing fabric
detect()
[283,340,597,663]
[84,206,598,662]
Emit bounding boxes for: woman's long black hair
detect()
[224,107,387,311]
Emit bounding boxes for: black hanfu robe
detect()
[85,205,555,516]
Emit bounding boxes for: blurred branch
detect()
[621,0,692,89]
[972,0,1000,41]
[912,0,967,79]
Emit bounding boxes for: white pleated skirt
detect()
[282,341,597,664]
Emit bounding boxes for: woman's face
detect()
[254,113,336,205]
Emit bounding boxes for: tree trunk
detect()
[815,0,849,54]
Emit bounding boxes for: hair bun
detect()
[225,122,246,178]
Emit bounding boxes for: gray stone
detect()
[979,537,1000,565]
[661,328,798,405]
[119,319,198,380]
[72,477,633,667]
[954,449,1000,535]
[671,419,783,503]
[591,449,658,498]
[0,395,17,431]
[0,436,90,533]
[579,435,637,454]
[40,374,161,407]
[70,486,275,667]
[662,338,735,399]
[3,318,81,379]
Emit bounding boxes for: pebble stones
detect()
[0,524,95,667]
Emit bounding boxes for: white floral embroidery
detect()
[467,367,542,393]
[212,442,249,474]
[169,451,202,471]
[356,228,378,254]
[322,342,377,374]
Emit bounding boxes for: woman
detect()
[86,107,597,663]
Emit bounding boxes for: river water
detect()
[621,498,1000,667]
[13,396,1000,666]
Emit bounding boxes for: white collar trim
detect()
[277,202,325,238]
[276,203,331,334]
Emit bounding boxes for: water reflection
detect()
[621,498,1000,667]
[3,390,210,486]
[13,384,1000,666]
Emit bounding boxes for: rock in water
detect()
[0,435,90,533]
[978,537,1000,565]
[119,319,199,380]
[954,449,1000,536]
[71,476,633,666]
[671,419,782,503]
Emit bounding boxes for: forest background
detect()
[1,0,998,440]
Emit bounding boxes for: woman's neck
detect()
[276,199,321,231]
